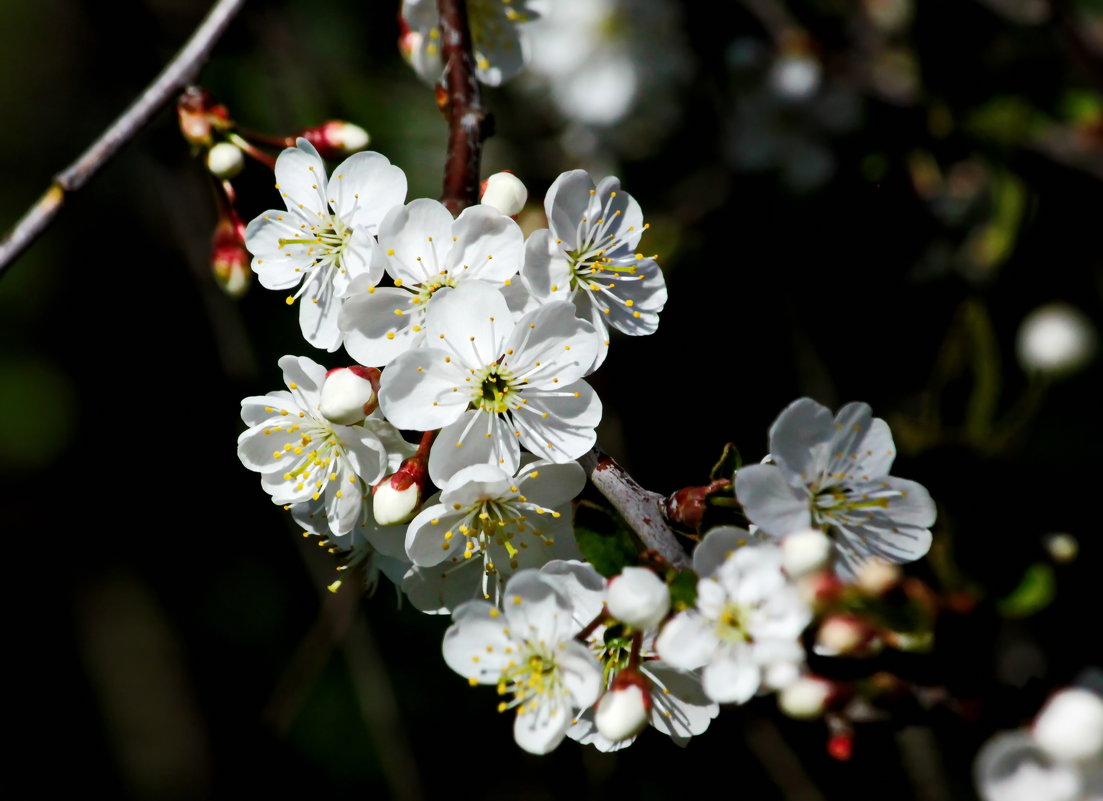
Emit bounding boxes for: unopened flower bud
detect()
[606,567,670,630]
[211,213,250,298]
[480,172,528,217]
[1016,303,1097,376]
[319,366,381,425]
[177,86,229,147]
[815,614,875,656]
[298,121,371,160]
[1044,533,1079,564]
[372,456,428,526]
[206,142,245,179]
[782,528,833,578]
[855,558,901,595]
[1034,688,1103,763]
[778,676,834,719]
[594,670,651,742]
[665,479,731,532]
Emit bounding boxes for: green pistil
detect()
[474,365,516,414]
[716,603,752,643]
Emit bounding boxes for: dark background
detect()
[2,0,1102,798]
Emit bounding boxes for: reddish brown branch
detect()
[436,0,491,215]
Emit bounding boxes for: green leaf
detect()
[573,503,639,578]
[998,562,1056,618]
[709,442,742,481]
[668,569,699,612]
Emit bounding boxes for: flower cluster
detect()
[232,108,946,761]
[238,139,667,611]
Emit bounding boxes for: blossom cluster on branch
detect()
[226,0,953,761]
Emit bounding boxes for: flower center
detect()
[811,485,894,528]
[278,216,353,302]
[715,602,752,643]
[472,363,518,414]
[496,648,562,716]
[273,420,353,501]
[410,274,457,305]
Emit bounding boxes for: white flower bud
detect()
[815,615,871,656]
[782,528,833,578]
[480,172,528,217]
[1034,688,1103,763]
[319,367,379,425]
[206,142,244,179]
[1043,533,1079,564]
[606,567,670,630]
[373,478,421,526]
[778,676,833,719]
[595,683,650,742]
[1016,303,1097,376]
[855,559,901,595]
[328,122,370,154]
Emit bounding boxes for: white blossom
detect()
[237,356,396,536]
[400,0,540,87]
[442,570,602,754]
[378,280,602,478]
[244,139,406,351]
[735,398,936,578]
[340,199,523,367]
[521,170,667,370]
[401,460,584,612]
[656,537,811,704]
[539,561,719,750]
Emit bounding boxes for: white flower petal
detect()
[275,139,329,216]
[768,397,837,486]
[330,151,407,232]
[378,198,456,284]
[655,611,719,671]
[447,205,524,282]
[735,464,813,537]
[340,286,421,367]
[378,347,469,431]
[703,648,760,704]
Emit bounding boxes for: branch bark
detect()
[579,448,691,569]
[436,0,490,215]
[0,0,248,277]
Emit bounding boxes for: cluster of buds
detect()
[176,86,372,298]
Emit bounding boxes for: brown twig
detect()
[436,0,491,215]
[579,448,691,569]
[0,0,248,277]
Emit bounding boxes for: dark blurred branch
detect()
[437,0,490,215]
[0,0,247,277]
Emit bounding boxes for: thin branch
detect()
[579,448,691,569]
[437,0,491,215]
[0,0,248,277]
